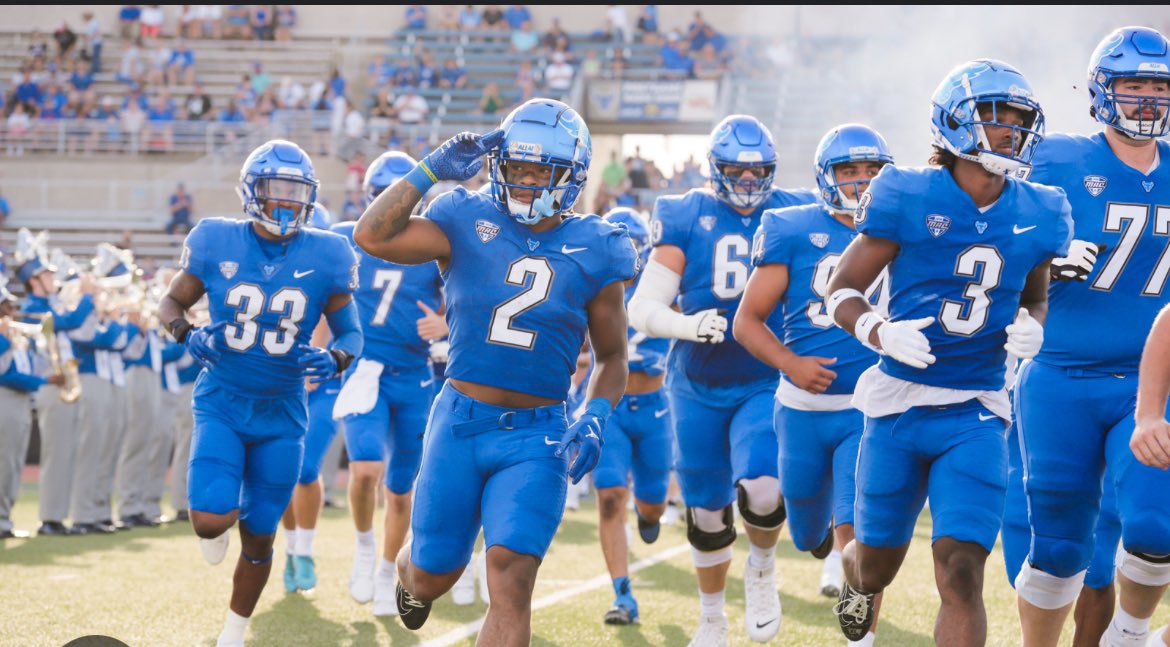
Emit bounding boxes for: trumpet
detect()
[3,314,82,403]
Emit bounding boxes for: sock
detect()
[284,528,298,556]
[220,609,249,643]
[699,589,725,618]
[378,558,396,579]
[849,631,876,646]
[613,576,631,597]
[748,542,775,570]
[295,527,315,557]
[1110,606,1150,637]
[355,529,375,549]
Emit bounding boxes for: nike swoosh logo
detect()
[654,409,669,419]
[1013,225,1036,235]
[755,618,777,629]
[419,379,434,388]
[561,245,587,255]
[293,269,315,278]
[978,413,997,421]
[544,437,560,446]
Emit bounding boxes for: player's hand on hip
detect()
[297,344,339,383]
[786,355,838,394]
[1050,240,1106,282]
[1003,308,1043,359]
[419,129,506,182]
[876,316,936,369]
[685,308,727,344]
[557,411,605,484]
[1131,417,1170,470]
[185,321,226,369]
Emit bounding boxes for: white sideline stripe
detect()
[419,542,691,647]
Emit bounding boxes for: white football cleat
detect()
[744,562,781,642]
[451,563,476,606]
[821,551,844,598]
[372,564,398,617]
[200,531,230,566]
[687,613,729,647]
[662,502,682,526]
[565,480,581,511]
[477,550,490,604]
[349,542,376,604]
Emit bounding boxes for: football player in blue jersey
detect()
[629,114,818,646]
[1007,27,1170,647]
[826,60,1072,646]
[735,123,893,647]
[355,98,636,645]
[332,152,445,617]
[592,206,672,627]
[158,140,362,647]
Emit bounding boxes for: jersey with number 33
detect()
[856,165,1072,390]
[652,187,817,389]
[1031,133,1170,373]
[423,186,638,401]
[181,218,358,398]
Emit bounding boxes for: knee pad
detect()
[686,504,737,552]
[1030,536,1093,578]
[1014,562,1085,610]
[736,477,785,531]
[691,545,733,568]
[1116,547,1170,587]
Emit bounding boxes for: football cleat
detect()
[373,565,398,616]
[283,555,298,593]
[349,543,376,603]
[834,581,876,642]
[636,507,661,544]
[604,579,639,625]
[820,551,844,599]
[395,582,432,630]
[451,564,476,606]
[200,531,230,566]
[293,555,317,591]
[687,614,729,647]
[744,562,781,642]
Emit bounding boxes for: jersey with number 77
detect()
[422,186,638,401]
[331,221,442,368]
[855,165,1072,390]
[180,217,358,398]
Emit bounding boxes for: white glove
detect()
[683,308,727,344]
[1004,308,1043,359]
[1050,240,1104,282]
[428,340,449,363]
[876,316,936,369]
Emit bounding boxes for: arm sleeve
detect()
[853,166,902,244]
[161,340,185,363]
[325,299,363,359]
[751,212,792,267]
[52,294,95,331]
[0,370,47,392]
[627,260,703,342]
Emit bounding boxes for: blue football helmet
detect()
[362,151,418,207]
[237,139,319,237]
[814,124,894,214]
[604,207,651,269]
[307,201,332,229]
[930,59,1045,179]
[1088,27,1170,140]
[489,98,592,225]
[708,115,777,210]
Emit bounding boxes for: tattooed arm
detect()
[353,179,451,265]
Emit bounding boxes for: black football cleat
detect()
[396,582,432,630]
[37,521,70,536]
[833,581,876,642]
[635,508,660,545]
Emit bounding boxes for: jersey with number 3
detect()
[856,165,1072,390]
[424,187,638,401]
[1031,133,1170,373]
[181,218,358,397]
[331,221,442,368]
[652,187,817,389]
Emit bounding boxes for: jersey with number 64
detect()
[652,187,817,390]
[856,165,1072,390]
[1030,133,1170,374]
[423,186,638,401]
[181,218,358,398]
[331,221,442,368]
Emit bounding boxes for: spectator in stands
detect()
[274,5,297,41]
[116,37,145,85]
[679,155,705,188]
[437,6,460,32]
[121,97,146,152]
[277,76,306,109]
[82,12,104,73]
[145,93,175,151]
[341,191,362,221]
[504,5,532,31]
[439,58,467,89]
[345,151,367,193]
[458,5,481,31]
[608,55,627,79]
[590,20,618,44]
[222,6,251,40]
[392,56,417,89]
[393,87,428,125]
[515,60,536,102]
[687,12,726,54]
[511,21,539,54]
[660,33,694,78]
[626,147,652,190]
[14,71,41,113]
[329,67,346,101]
[0,191,9,227]
[637,5,659,38]
[404,5,427,30]
[416,51,439,88]
[53,22,79,59]
[123,85,148,112]
[185,83,212,120]
[166,42,195,86]
[251,62,271,95]
[602,151,628,191]
[118,6,142,40]
[367,53,392,90]
[481,5,507,32]
[478,82,504,116]
[147,41,172,86]
[607,6,630,43]
[88,95,121,153]
[217,98,246,143]
[167,183,193,234]
[178,5,199,39]
[39,82,68,120]
[542,52,575,96]
[69,61,95,92]
[340,102,365,158]
[542,19,569,52]
[581,48,603,78]
[367,87,395,141]
[251,5,274,41]
[692,43,726,80]
[6,104,31,156]
[139,5,165,40]
[195,5,223,39]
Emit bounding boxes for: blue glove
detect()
[296,344,340,383]
[556,398,612,484]
[185,321,226,369]
[405,129,506,192]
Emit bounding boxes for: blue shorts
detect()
[776,403,862,552]
[342,364,435,494]
[670,382,777,511]
[592,389,672,505]
[855,399,1007,552]
[410,383,569,574]
[299,379,340,485]
[188,374,307,535]
[1002,414,1121,589]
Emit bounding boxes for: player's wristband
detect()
[167,318,193,343]
[826,288,866,322]
[582,397,613,425]
[328,349,355,376]
[853,311,885,353]
[404,162,437,194]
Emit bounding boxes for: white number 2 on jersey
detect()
[223,284,308,355]
[713,234,750,299]
[488,257,554,349]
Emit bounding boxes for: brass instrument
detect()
[6,314,82,403]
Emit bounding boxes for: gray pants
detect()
[169,382,195,512]
[115,366,161,519]
[320,430,346,502]
[36,386,81,523]
[98,382,129,521]
[146,383,179,519]
[70,375,114,524]
[0,388,33,532]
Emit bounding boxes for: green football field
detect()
[2,482,1167,647]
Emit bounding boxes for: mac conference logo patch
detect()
[1083,175,1107,197]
